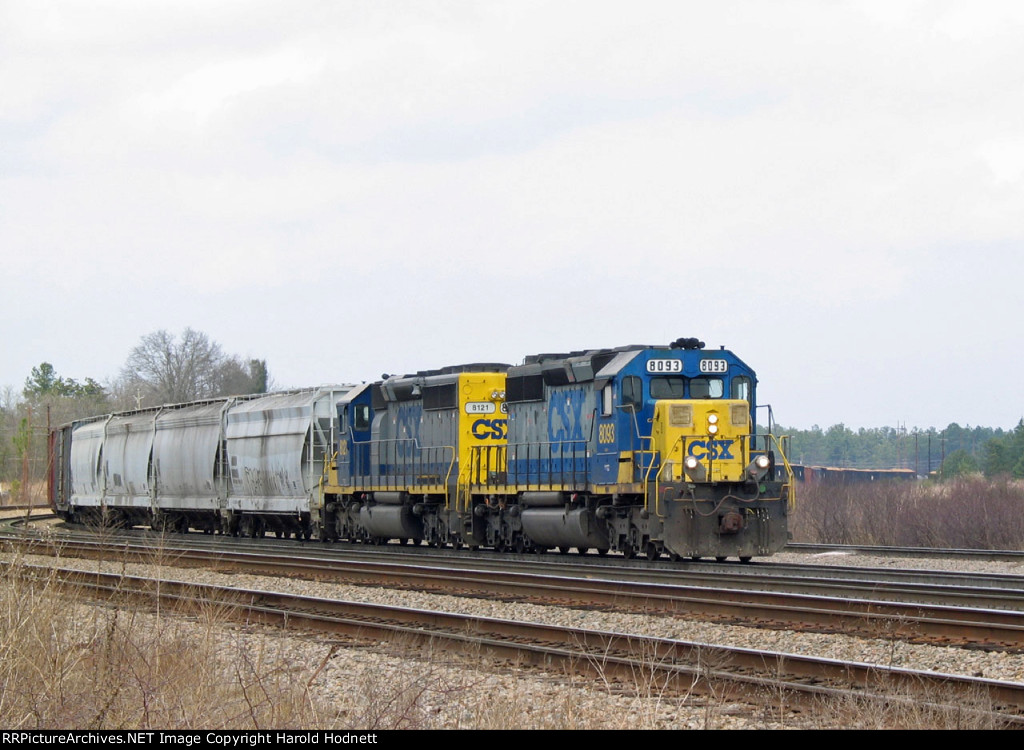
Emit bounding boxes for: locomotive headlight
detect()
[745,454,772,481]
[707,413,719,435]
[683,454,706,482]
[708,414,719,424]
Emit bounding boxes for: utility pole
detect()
[21,406,31,505]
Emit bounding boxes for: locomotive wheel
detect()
[645,542,659,561]
[514,537,526,554]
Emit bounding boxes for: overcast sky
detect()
[2,1,1022,430]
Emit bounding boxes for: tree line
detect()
[0,328,271,502]
[776,421,1024,479]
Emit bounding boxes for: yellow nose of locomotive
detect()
[652,399,751,483]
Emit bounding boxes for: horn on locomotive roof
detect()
[670,337,705,350]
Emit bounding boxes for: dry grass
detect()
[790,476,1024,548]
[807,677,1008,730]
[0,555,324,729]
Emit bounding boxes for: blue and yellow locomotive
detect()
[322,338,794,560]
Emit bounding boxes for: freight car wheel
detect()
[596,548,609,556]
[557,546,570,555]
[715,556,727,562]
[739,556,752,563]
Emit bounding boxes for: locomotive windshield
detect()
[649,376,685,398]
[688,377,724,398]
[648,376,724,399]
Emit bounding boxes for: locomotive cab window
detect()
[353,404,371,431]
[621,376,642,410]
[650,376,685,399]
[730,376,751,403]
[689,377,724,398]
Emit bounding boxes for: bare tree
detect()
[120,329,271,406]
[122,328,225,405]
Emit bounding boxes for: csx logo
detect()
[687,440,735,460]
[472,418,507,440]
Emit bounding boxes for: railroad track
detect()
[6,525,1024,652]
[786,541,1024,564]
[9,559,1024,725]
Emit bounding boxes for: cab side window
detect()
[730,376,751,402]
[621,376,643,410]
[354,404,371,431]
